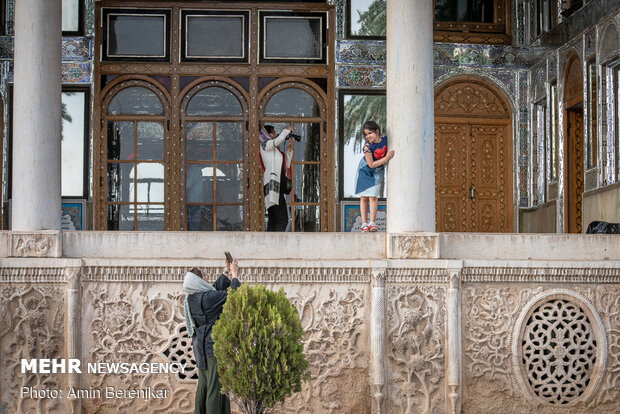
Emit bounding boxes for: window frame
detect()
[61,86,90,199]
[433,0,511,45]
[338,89,386,201]
[346,0,386,40]
[586,59,598,170]
[180,9,250,63]
[101,8,171,62]
[62,0,85,36]
[258,10,328,64]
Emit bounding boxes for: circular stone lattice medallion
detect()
[512,290,607,406]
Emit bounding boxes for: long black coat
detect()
[188,274,240,370]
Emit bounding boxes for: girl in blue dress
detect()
[354,121,395,232]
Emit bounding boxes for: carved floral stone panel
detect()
[0,285,66,413]
[269,284,371,414]
[386,285,446,414]
[463,285,620,414]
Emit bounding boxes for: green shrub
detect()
[212,284,309,414]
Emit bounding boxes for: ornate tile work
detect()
[584,29,596,58]
[335,0,344,39]
[548,55,557,80]
[337,40,386,64]
[0,37,13,59]
[62,62,91,83]
[518,70,530,207]
[434,44,543,69]
[6,0,14,36]
[338,65,386,88]
[62,37,93,61]
[86,0,95,37]
[516,1,527,46]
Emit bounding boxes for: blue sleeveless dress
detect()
[355,135,388,197]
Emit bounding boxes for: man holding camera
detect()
[183,259,240,414]
[258,124,297,231]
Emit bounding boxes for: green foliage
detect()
[355,0,386,37]
[343,95,386,151]
[212,285,309,414]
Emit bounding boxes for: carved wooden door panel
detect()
[566,109,584,233]
[469,124,510,232]
[435,79,513,232]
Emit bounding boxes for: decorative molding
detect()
[463,267,620,283]
[386,267,449,284]
[0,267,67,283]
[10,231,61,258]
[511,289,607,407]
[447,268,462,414]
[371,268,386,413]
[83,266,371,283]
[389,234,439,259]
[65,268,82,414]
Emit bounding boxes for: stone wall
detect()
[1,232,619,413]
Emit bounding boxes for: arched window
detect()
[180,82,247,231]
[260,83,326,232]
[104,83,168,230]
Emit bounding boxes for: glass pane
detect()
[215,164,243,203]
[62,0,80,32]
[292,123,321,162]
[216,206,243,231]
[186,164,214,203]
[187,87,242,116]
[216,122,243,161]
[265,16,322,59]
[137,122,164,161]
[107,163,134,202]
[136,204,164,230]
[186,205,214,231]
[588,63,597,168]
[264,88,319,117]
[293,164,320,203]
[435,0,494,23]
[292,205,320,232]
[187,122,214,161]
[108,87,163,115]
[342,94,386,197]
[186,16,244,58]
[108,204,134,230]
[62,91,85,197]
[135,163,164,203]
[349,0,386,37]
[107,122,134,161]
[108,14,166,57]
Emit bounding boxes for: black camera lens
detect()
[288,133,302,142]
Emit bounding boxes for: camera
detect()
[288,133,302,142]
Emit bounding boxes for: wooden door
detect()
[566,108,584,233]
[435,79,513,232]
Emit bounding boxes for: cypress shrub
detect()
[212,284,309,414]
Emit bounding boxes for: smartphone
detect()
[224,251,233,264]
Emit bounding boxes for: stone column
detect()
[386,0,435,232]
[371,266,386,413]
[447,268,462,414]
[12,0,62,230]
[66,267,82,414]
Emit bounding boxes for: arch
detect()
[435,76,511,119]
[563,52,583,107]
[257,78,330,232]
[178,79,250,232]
[599,23,619,63]
[434,76,513,232]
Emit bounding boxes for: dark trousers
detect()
[195,356,230,414]
[267,192,288,231]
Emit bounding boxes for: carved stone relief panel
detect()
[386,285,446,414]
[269,284,371,414]
[0,285,67,413]
[82,283,195,413]
[463,284,620,414]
